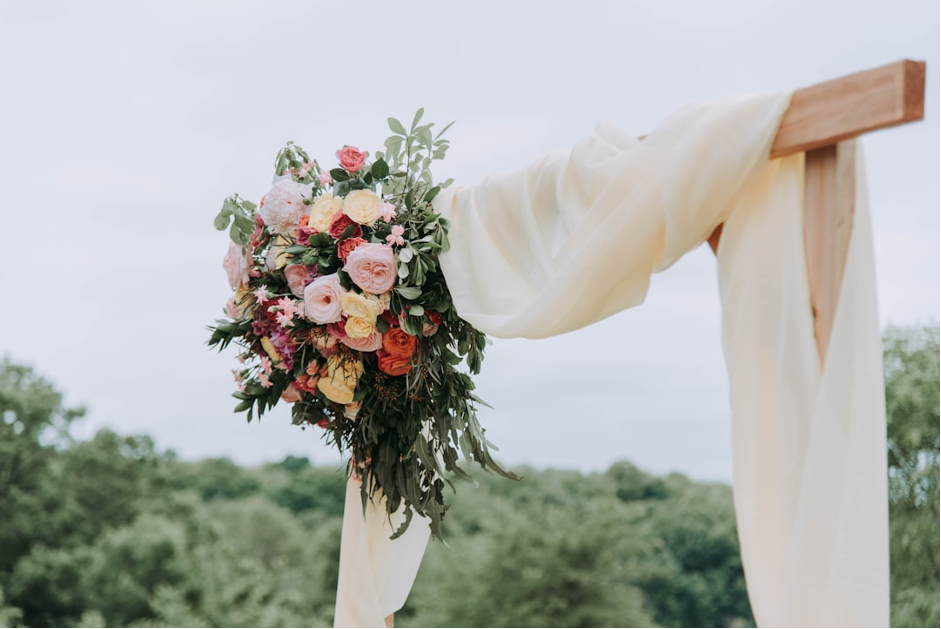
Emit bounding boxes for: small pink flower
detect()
[260,355,272,375]
[275,297,299,319]
[276,312,293,327]
[335,146,366,173]
[377,202,397,222]
[259,372,272,387]
[254,286,269,303]
[320,170,333,186]
[386,225,405,247]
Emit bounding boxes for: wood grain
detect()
[770,59,925,159]
[803,140,857,365]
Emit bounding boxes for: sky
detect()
[1,0,937,483]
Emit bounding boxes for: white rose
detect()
[260,175,314,234]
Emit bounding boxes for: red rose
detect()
[329,212,363,240]
[337,237,367,263]
[427,311,443,325]
[335,145,366,173]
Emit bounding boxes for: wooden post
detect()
[803,140,857,365]
[706,59,925,366]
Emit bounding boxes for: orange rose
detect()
[382,327,417,358]
[377,328,417,376]
[377,350,412,376]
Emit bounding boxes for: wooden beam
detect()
[770,59,925,159]
[708,59,925,255]
[804,140,857,365]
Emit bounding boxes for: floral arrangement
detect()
[208,110,515,538]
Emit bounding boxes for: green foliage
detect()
[1,328,938,627]
[883,324,940,628]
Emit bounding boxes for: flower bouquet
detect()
[208,110,515,538]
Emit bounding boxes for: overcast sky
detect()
[1,0,937,482]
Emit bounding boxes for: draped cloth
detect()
[334,91,889,627]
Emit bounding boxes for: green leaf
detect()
[372,158,390,179]
[423,186,441,203]
[388,117,407,135]
[410,108,425,132]
[398,247,414,263]
[395,286,422,300]
[409,305,425,317]
[213,212,230,231]
[330,168,350,182]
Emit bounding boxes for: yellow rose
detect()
[230,288,253,319]
[309,193,344,232]
[260,336,281,363]
[344,316,376,339]
[317,353,363,404]
[265,235,293,271]
[343,190,381,225]
[340,291,381,322]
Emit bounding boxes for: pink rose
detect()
[303,274,345,324]
[280,383,303,403]
[329,212,363,240]
[223,242,250,290]
[340,330,383,352]
[284,264,319,298]
[343,243,397,294]
[337,237,367,263]
[225,294,240,319]
[335,146,366,173]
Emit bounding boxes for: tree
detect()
[883,324,939,627]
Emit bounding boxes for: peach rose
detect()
[335,145,366,173]
[284,264,319,298]
[343,243,397,294]
[340,331,383,352]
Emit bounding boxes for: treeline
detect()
[0,324,936,627]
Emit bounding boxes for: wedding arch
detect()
[330,59,926,628]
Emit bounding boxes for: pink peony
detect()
[343,243,397,294]
[340,330,383,352]
[335,146,366,173]
[223,242,250,290]
[284,264,319,298]
[259,175,314,234]
[303,274,345,324]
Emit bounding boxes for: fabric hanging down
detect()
[334,91,889,627]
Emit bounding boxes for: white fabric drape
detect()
[334,478,429,628]
[334,91,889,627]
